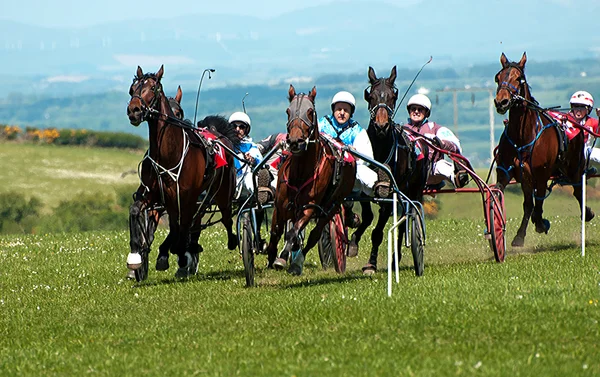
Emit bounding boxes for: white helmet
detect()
[570,91,594,111]
[331,91,356,115]
[228,111,251,133]
[407,94,432,114]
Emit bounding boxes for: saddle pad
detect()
[197,128,228,168]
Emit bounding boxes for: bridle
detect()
[287,93,317,142]
[129,74,162,120]
[366,79,398,129]
[495,63,527,109]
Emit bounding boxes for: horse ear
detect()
[175,86,182,103]
[309,86,317,100]
[136,66,143,78]
[389,66,397,85]
[500,53,508,68]
[288,84,296,102]
[518,52,527,68]
[156,65,164,81]
[368,66,377,84]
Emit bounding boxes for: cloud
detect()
[45,75,90,83]
[296,27,324,36]
[113,54,195,67]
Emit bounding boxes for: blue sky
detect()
[1,0,421,28]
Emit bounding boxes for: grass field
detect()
[2,143,600,376]
[1,216,600,376]
[0,143,141,213]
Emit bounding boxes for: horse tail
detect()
[197,115,242,148]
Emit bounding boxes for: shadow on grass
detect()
[508,240,600,256]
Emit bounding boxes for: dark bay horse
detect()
[126,65,239,278]
[494,52,594,247]
[266,85,356,275]
[350,66,429,274]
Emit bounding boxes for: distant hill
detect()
[1,0,599,93]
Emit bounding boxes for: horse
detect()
[126,65,240,278]
[125,84,195,280]
[349,66,430,275]
[266,85,356,275]
[493,52,594,247]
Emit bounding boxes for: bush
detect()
[0,192,42,233]
[37,192,128,233]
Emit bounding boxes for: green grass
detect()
[1,214,599,376]
[0,143,141,212]
[2,143,600,375]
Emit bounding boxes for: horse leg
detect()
[348,201,374,258]
[216,191,238,251]
[530,180,551,235]
[363,204,392,274]
[286,210,316,276]
[267,207,286,268]
[127,199,158,272]
[173,224,199,278]
[572,184,595,222]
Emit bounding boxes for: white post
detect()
[393,193,399,283]
[489,90,496,183]
[582,172,586,257]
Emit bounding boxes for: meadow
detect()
[1,143,600,376]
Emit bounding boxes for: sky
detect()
[1,0,421,28]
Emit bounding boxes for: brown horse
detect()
[127,84,188,279]
[126,65,239,279]
[350,66,430,275]
[266,85,356,275]
[494,52,594,247]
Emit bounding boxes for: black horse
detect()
[348,66,430,275]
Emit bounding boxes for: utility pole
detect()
[435,87,496,181]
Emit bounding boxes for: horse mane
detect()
[197,115,241,148]
[132,72,158,83]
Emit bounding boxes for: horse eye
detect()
[286,108,291,116]
[129,87,133,95]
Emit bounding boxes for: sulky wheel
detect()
[240,212,255,287]
[488,190,506,263]
[317,220,335,270]
[410,206,425,276]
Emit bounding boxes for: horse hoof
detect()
[228,235,238,250]
[174,268,191,279]
[511,236,524,247]
[273,258,287,270]
[155,256,169,271]
[126,269,136,279]
[535,219,550,234]
[287,264,303,276]
[287,252,305,276]
[347,243,358,258]
[126,253,142,270]
[585,207,595,222]
[362,264,377,275]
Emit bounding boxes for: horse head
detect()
[168,85,184,120]
[494,52,528,115]
[364,66,398,138]
[127,65,165,126]
[286,84,317,155]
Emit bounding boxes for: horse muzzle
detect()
[127,106,144,126]
[287,139,307,155]
[494,99,510,115]
[373,122,390,138]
